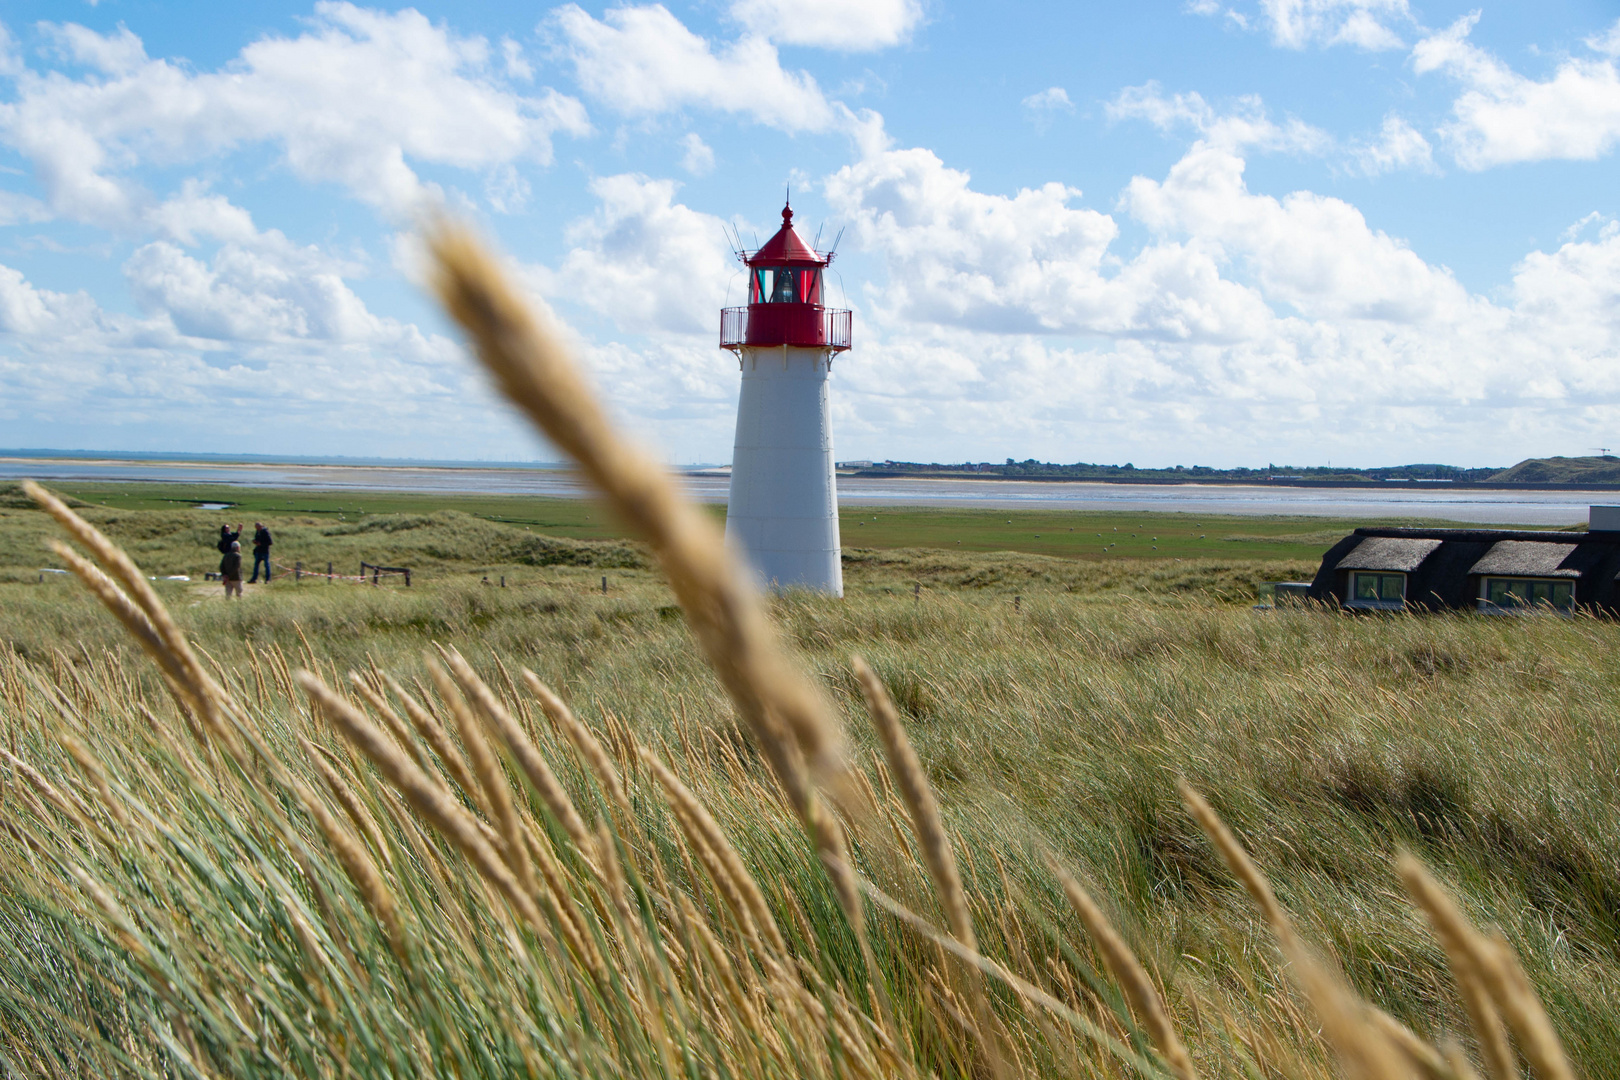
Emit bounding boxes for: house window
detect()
[1480,578,1574,612]
[1350,572,1405,605]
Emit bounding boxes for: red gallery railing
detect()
[720,306,852,351]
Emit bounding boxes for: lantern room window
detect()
[750,267,822,305]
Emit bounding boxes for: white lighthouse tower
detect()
[720,201,853,595]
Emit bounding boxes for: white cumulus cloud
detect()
[534,174,737,337]
[552,4,836,132]
[812,124,1620,463]
[729,0,924,51]
[1350,114,1437,175]
[1415,13,1620,169]
[679,133,716,175]
[1108,83,1331,154]
[0,4,590,225]
[1190,0,1412,50]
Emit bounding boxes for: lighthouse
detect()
[720,201,853,595]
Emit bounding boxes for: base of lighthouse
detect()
[725,346,842,596]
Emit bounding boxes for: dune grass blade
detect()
[1178,781,1414,1080]
[297,670,546,929]
[853,656,974,949]
[444,648,592,852]
[1398,854,1572,1080]
[1049,860,1197,1080]
[643,749,788,958]
[523,670,632,820]
[26,481,240,757]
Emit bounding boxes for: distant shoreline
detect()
[0,450,574,471]
[848,469,1620,492]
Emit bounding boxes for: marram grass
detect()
[2,510,1619,1076]
[0,222,1614,1078]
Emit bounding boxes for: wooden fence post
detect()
[295,561,302,582]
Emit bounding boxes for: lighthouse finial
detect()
[783,185,792,225]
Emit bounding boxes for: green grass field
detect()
[9,479,1556,574]
[2,479,1616,1077]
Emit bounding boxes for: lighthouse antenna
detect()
[826,226,846,263]
[812,222,824,251]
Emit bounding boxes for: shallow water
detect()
[1,457,1603,525]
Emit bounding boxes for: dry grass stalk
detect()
[2,746,96,838]
[1176,781,1296,950]
[678,892,768,1039]
[1368,1008,1453,1080]
[1396,855,1517,1080]
[382,673,481,803]
[524,670,632,819]
[348,673,433,777]
[288,774,405,956]
[296,670,545,929]
[444,649,592,852]
[45,543,183,695]
[1399,855,1571,1080]
[56,730,130,832]
[523,825,609,982]
[1179,781,1413,1080]
[304,739,392,867]
[853,656,973,949]
[425,656,537,901]
[1482,932,1574,1080]
[68,864,153,966]
[857,874,1160,1075]
[642,749,788,958]
[423,658,497,817]
[1049,860,1197,1080]
[1444,1040,1487,1080]
[281,898,339,1019]
[26,483,240,757]
[853,657,1004,1075]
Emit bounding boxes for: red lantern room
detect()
[720,202,852,352]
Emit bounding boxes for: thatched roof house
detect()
[1307,507,1620,613]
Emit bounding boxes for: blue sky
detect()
[1,0,1617,468]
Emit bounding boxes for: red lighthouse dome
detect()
[720,202,852,352]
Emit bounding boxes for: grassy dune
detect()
[1,484,1617,1075]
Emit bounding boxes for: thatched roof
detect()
[1467,541,1580,578]
[1335,537,1442,572]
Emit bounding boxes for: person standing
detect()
[249,521,273,583]
[218,523,242,555]
[221,541,243,599]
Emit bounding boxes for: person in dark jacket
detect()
[249,522,273,583]
[217,523,242,555]
[220,541,243,599]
